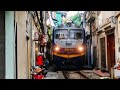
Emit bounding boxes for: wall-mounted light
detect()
[35,47,38,52]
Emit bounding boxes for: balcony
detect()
[85,11,95,23]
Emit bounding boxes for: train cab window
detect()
[76,33,82,39]
[55,29,68,39]
[56,34,60,39]
[70,29,82,39]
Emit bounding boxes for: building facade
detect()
[115,11,120,63]
[84,11,96,68]
[84,11,118,72]
[96,11,116,72]
[0,11,41,79]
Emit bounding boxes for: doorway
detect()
[100,37,106,69]
[107,32,115,71]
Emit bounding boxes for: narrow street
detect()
[43,64,110,79]
[41,64,65,79]
[0,11,120,79]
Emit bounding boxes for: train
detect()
[52,23,87,70]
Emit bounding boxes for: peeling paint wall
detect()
[15,11,28,79]
[116,15,120,63]
[97,11,116,70]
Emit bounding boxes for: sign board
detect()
[34,32,39,41]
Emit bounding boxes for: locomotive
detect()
[52,23,86,70]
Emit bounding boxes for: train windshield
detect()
[55,29,68,39]
[69,29,83,39]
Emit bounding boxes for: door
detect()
[93,46,97,68]
[107,33,115,71]
[100,37,106,69]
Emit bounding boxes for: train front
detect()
[52,25,86,70]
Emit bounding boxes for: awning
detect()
[105,27,115,31]
[105,27,115,35]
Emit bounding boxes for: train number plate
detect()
[69,49,74,51]
[65,48,69,51]
[64,48,74,52]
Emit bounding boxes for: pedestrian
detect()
[45,59,49,70]
[36,52,43,68]
[41,52,45,64]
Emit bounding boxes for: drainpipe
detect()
[89,16,95,68]
[29,12,33,78]
[90,22,92,67]
[43,11,47,60]
[90,23,92,45]
[14,11,18,79]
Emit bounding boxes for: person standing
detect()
[45,59,49,70]
[36,52,43,67]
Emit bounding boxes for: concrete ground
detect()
[44,64,59,79]
[44,64,65,79]
[44,72,59,79]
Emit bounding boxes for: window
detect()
[69,29,82,39]
[100,37,106,69]
[55,29,68,39]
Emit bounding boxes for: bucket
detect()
[33,75,44,79]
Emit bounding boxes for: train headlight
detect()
[54,46,60,52]
[78,46,84,52]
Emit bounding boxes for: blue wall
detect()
[5,11,16,79]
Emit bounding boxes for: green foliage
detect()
[47,28,52,43]
[71,14,78,21]
[70,13,81,26]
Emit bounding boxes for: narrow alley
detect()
[0,11,120,79]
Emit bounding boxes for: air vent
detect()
[66,43,72,46]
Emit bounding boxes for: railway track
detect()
[62,70,109,79]
[62,71,89,79]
